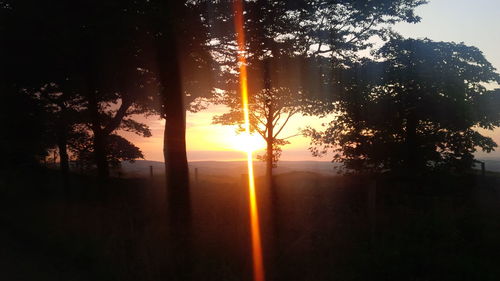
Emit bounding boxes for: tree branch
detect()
[273,110,296,138]
[250,111,267,127]
[103,98,133,136]
[346,16,377,45]
[282,133,302,140]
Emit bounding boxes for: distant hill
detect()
[120,158,500,179]
[120,160,341,178]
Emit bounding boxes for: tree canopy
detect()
[308,38,500,173]
[1,0,154,177]
[213,86,302,166]
[207,0,426,175]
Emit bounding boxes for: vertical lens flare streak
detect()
[233,1,265,281]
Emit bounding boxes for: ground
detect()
[1,167,500,281]
[0,229,90,281]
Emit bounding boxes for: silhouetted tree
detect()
[70,1,158,180]
[307,39,500,174]
[2,0,154,180]
[140,1,217,279]
[32,84,86,185]
[207,0,426,63]
[137,0,214,189]
[213,86,302,174]
[70,132,144,171]
[206,0,426,176]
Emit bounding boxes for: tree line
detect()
[2,0,500,183]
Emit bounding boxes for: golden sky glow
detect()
[120,105,327,162]
[120,104,500,162]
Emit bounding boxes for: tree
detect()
[2,0,154,180]
[206,0,426,177]
[307,38,500,174]
[70,132,144,172]
[213,86,302,174]
[136,0,214,185]
[207,0,426,62]
[33,84,86,185]
[138,1,216,279]
[70,1,158,180]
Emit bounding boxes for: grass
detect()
[1,167,500,280]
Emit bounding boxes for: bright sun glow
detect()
[229,133,267,152]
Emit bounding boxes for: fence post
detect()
[367,180,377,242]
[149,165,153,178]
[194,168,199,184]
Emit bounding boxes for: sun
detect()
[229,132,266,152]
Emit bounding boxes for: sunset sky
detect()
[123,0,500,162]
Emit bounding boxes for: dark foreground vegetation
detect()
[1,167,500,281]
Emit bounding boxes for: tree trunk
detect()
[93,128,109,179]
[87,90,109,180]
[266,124,273,177]
[155,2,192,279]
[162,105,190,221]
[57,132,70,188]
[264,58,274,178]
[157,13,190,222]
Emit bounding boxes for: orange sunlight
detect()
[229,133,267,152]
[234,1,266,281]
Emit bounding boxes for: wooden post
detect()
[367,181,377,241]
[149,165,153,178]
[194,168,199,183]
[481,162,485,177]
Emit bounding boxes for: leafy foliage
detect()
[307,38,500,173]
[70,133,144,170]
[213,87,301,165]
[1,0,155,176]
[206,0,426,62]
[207,0,425,170]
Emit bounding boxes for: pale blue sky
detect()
[395,0,500,159]
[395,0,500,74]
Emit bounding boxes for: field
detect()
[1,163,500,281]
